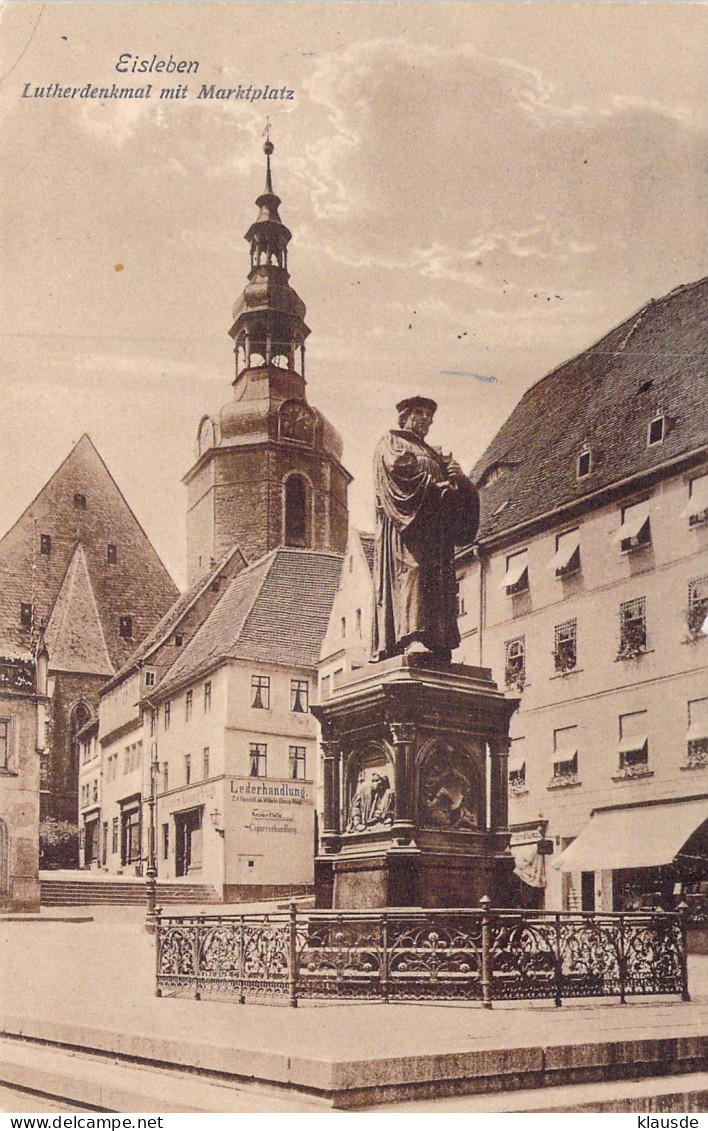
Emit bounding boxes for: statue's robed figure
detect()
[372,396,480,663]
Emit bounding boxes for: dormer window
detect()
[20,603,32,629]
[119,616,133,639]
[175,635,184,648]
[144,670,156,688]
[647,414,665,447]
[501,549,528,595]
[549,528,580,577]
[73,493,87,510]
[40,534,52,556]
[576,449,592,479]
[107,544,118,565]
[614,501,651,552]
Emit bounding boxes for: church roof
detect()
[472,277,708,544]
[154,548,343,696]
[103,545,246,693]
[44,544,114,676]
[0,434,179,666]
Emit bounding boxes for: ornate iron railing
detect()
[155,901,689,1007]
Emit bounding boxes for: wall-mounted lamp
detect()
[210,808,225,837]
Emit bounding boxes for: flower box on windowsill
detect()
[549,667,583,681]
[614,647,654,663]
[509,782,529,798]
[612,766,654,782]
[547,775,582,790]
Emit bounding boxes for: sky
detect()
[1,1,706,587]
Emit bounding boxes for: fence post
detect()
[618,914,627,1005]
[554,913,563,1007]
[382,912,390,1002]
[480,895,492,1009]
[677,902,691,1003]
[288,902,299,1008]
[194,914,204,1001]
[154,907,163,997]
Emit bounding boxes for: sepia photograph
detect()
[0,0,706,1117]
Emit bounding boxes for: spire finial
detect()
[262,118,274,193]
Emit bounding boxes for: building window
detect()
[163,761,169,792]
[684,474,708,528]
[20,603,32,629]
[185,690,193,721]
[251,675,270,710]
[551,726,579,786]
[508,738,526,795]
[504,637,526,690]
[356,608,363,634]
[647,414,665,447]
[249,743,267,778]
[164,701,171,730]
[203,681,212,713]
[175,634,184,648]
[284,474,308,547]
[150,708,157,736]
[119,615,133,639]
[203,748,210,779]
[144,670,155,688]
[576,449,592,479]
[162,823,169,860]
[40,534,51,556]
[551,528,580,577]
[616,501,651,552]
[456,577,466,617]
[107,544,118,565]
[184,754,191,785]
[502,549,529,595]
[73,493,87,509]
[686,698,708,768]
[0,720,10,770]
[289,745,307,780]
[618,711,649,773]
[341,617,347,638]
[321,675,331,700]
[618,597,647,659]
[291,679,309,713]
[92,779,99,804]
[112,817,119,854]
[554,619,577,673]
[686,576,708,641]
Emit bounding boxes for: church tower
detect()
[184,139,351,583]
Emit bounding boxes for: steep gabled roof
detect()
[0,434,179,665]
[103,545,247,693]
[154,548,343,697]
[44,544,114,676]
[472,277,708,543]
[358,532,375,575]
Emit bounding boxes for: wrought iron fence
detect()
[155,901,689,1007]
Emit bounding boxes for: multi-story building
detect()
[455,276,708,912]
[148,547,341,898]
[0,435,178,832]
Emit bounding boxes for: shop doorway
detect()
[581,870,595,911]
[175,808,203,877]
[84,819,99,867]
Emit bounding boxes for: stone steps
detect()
[0,1035,705,1113]
[40,879,220,906]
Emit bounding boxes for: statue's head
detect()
[396,396,437,439]
[370,772,390,795]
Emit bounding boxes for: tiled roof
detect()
[472,277,708,544]
[358,532,375,575]
[44,544,114,676]
[154,548,342,696]
[104,546,245,691]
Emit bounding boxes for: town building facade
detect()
[0,435,178,839]
[455,277,708,912]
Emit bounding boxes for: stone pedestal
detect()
[312,654,518,909]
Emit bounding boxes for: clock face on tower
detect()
[279,399,317,445]
[198,417,215,456]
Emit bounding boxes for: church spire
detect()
[229,136,310,384]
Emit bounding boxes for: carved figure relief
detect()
[418,741,479,830]
[345,769,394,833]
[279,399,317,445]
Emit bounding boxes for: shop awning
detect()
[680,476,708,520]
[555,798,708,872]
[612,503,649,543]
[547,530,580,573]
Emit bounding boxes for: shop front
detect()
[82,809,100,868]
[119,794,142,874]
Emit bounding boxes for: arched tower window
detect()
[284,475,309,547]
[69,703,91,775]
